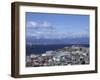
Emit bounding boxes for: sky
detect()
[25,12,89,39]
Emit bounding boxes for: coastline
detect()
[26,45,89,67]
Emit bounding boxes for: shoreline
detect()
[26,45,89,67]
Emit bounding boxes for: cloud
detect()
[27,30,89,39]
[26,21,38,28]
[26,21,89,39]
[26,21,53,29]
[70,32,89,38]
[41,21,51,27]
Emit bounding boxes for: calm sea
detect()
[26,44,89,55]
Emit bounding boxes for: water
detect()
[26,44,89,55]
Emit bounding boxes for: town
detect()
[26,45,89,67]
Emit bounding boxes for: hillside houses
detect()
[26,45,89,67]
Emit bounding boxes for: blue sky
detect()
[26,12,89,39]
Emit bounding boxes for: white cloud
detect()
[26,21,38,28]
[27,29,89,39]
[41,21,51,27]
[26,21,89,39]
[70,32,89,38]
[26,21,52,29]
